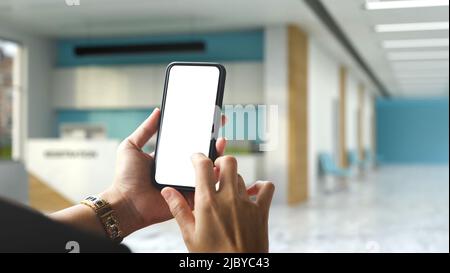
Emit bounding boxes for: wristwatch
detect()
[81,195,123,243]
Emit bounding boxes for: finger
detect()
[246,183,259,196]
[237,174,248,198]
[191,153,216,194]
[246,180,270,196]
[128,108,160,149]
[215,137,227,156]
[248,181,275,216]
[214,156,238,194]
[161,187,195,240]
[221,114,227,127]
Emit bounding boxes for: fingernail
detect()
[161,188,172,200]
[191,153,203,160]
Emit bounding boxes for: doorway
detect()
[0,39,22,161]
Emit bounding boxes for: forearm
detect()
[49,188,141,238]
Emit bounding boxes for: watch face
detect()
[94,199,106,207]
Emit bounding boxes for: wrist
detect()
[99,187,144,237]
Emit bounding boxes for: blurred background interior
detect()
[0,0,448,252]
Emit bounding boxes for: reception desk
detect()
[27,139,119,203]
[27,139,263,206]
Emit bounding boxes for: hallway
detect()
[124,166,449,252]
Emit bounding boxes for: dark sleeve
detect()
[0,198,130,253]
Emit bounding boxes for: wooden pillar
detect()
[287,25,308,204]
[357,84,365,161]
[338,66,348,168]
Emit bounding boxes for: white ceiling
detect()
[1,0,447,97]
[322,0,449,97]
[0,0,327,37]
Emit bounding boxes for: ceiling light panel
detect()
[392,60,449,70]
[365,0,449,10]
[383,38,449,49]
[399,82,449,87]
[388,50,449,60]
[375,22,449,32]
[396,71,448,79]
[397,78,449,84]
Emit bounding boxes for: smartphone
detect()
[153,62,226,191]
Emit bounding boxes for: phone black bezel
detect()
[152,62,226,192]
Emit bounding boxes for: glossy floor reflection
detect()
[123,166,449,252]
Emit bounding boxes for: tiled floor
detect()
[123,165,449,253]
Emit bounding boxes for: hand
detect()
[161,154,275,253]
[101,108,227,237]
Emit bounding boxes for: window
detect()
[0,39,20,160]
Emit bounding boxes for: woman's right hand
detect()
[161,154,275,253]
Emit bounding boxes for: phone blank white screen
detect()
[155,65,220,188]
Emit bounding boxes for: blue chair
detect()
[319,153,352,177]
[362,149,373,168]
[347,150,360,168]
[348,150,372,170]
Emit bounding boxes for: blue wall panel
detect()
[376,98,449,164]
[56,109,153,140]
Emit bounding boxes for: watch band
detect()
[81,195,123,243]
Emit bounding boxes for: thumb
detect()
[161,187,195,241]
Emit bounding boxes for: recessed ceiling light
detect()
[388,50,449,61]
[383,38,449,49]
[397,78,449,83]
[365,0,449,10]
[396,73,449,79]
[398,78,449,83]
[399,84,449,90]
[392,60,449,70]
[399,83,449,89]
[375,22,449,32]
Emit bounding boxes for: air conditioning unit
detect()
[74,41,206,57]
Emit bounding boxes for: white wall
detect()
[0,26,54,161]
[52,65,165,109]
[363,91,374,152]
[263,26,288,204]
[52,62,263,109]
[346,76,375,158]
[223,62,264,105]
[307,38,340,197]
[0,161,28,204]
[346,74,359,153]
